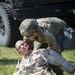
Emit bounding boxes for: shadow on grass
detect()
[69,61,75,65]
[0,58,75,65]
[0,58,18,65]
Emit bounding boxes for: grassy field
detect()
[0,46,75,75]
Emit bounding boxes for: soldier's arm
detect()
[13,59,25,75]
[23,36,42,50]
[33,41,42,51]
[44,30,61,53]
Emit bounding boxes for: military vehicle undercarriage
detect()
[0,0,75,46]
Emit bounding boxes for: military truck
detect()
[0,0,75,46]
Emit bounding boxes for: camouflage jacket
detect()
[33,17,68,53]
[13,49,53,75]
[13,49,75,75]
[37,17,67,52]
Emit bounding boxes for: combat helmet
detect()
[19,19,38,37]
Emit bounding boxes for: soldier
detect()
[19,17,68,53]
[13,40,75,75]
[19,17,68,75]
[13,40,53,75]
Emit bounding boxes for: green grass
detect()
[62,50,75,75]
[0,46,22,75]
[0,46,75,75]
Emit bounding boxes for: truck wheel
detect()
[0,6,11,46]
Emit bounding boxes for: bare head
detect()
[15,40,30,56]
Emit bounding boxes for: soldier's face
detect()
[16,41,30,56]
[25,32,38,41]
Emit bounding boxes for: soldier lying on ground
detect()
[13,40,75,75]
[19,17,69,75]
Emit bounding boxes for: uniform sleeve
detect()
[40,49,75,74]
[44,30,61,53]
[13,58,27,75]
[33,41,42,51]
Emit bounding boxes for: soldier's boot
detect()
[51,65,63,75]
[56,73,63,75]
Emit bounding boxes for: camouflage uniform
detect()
[19,17,67,53]
[13,49,75,75]
[13,50,53,75]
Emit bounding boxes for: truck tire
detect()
[0,6,11,46]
